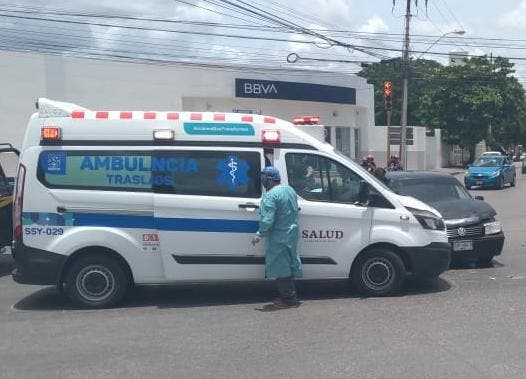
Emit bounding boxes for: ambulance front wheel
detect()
[350,248,405,296]
[64,254,129,308]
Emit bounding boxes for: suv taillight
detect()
[12,163,26,243]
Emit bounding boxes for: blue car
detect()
[464,156,516,190]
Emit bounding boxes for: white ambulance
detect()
[11,99,451,308]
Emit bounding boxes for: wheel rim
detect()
[76,265,115,302]
[361,257,395,291]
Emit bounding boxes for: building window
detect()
[335,127,351,158]
[354,128,361,160]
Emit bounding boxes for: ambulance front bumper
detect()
[11,242,66,285]
[403,242,452,278]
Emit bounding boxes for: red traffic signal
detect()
[383,81,393,97]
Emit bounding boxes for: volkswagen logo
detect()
[457,227,467,237]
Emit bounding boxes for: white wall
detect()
[368,126,442,170]
[0,51,375,152]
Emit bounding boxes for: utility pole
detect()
[384,81,393,162]
[400,0,411,169]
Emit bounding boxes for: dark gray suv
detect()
[386,171,504,266]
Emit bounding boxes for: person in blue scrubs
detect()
[251,166,303,308]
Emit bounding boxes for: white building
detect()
[0,50,440,171]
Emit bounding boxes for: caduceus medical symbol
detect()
[228,156,238,186]
[217,155,249,190]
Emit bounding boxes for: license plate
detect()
[476,181,483,185]
[453,240,473,251]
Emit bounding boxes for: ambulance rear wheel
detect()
[64,254,128,308]
[351,248,405,296]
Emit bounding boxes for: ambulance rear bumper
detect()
[11,242,66,285]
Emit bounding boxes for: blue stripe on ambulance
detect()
[22,212,258,233]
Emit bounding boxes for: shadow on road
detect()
[449,258,504,270]
[13,276,451,312]
[0,252,14,278]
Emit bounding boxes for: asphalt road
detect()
[1,168,526,378]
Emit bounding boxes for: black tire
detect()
[477,255,494,267]
[64,254,129,308]
[510,175,516,187]
[497,177,504,190]
[351,248,406,296]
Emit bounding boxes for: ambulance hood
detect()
[394,194,443,218]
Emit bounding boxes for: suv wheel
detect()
[64,254,129,308]
[351,248,405,296]
[477,255,494,267]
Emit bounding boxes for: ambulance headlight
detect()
[407,208,445,231]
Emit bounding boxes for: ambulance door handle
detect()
[239,203,259,212]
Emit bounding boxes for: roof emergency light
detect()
[153,129,175,140]
[41,127,62,141]
[262,129,280,144]
[292,115,321,125]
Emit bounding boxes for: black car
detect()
[386,171,504,265]
[0,144,19,250]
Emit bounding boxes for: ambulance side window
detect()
[153,150,261,198]
[37,151,154,192]
[286,154,330,201]
[286,153,362,204]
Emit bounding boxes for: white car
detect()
[480,151,504,157]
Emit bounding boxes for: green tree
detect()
[485,57,526,149]
[358,58,441,126]
[417,56,525,161]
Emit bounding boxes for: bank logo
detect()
[243,82,278,95]
[217,156,250,190]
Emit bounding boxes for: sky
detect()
[3,1,526,83]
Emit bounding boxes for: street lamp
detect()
[400,28,465,169]
[416,30,466,59]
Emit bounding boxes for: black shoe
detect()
[273,297,301,309]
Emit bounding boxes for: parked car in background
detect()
[0,143,20,251]
[386,171,504,265]
[464,156,516,190]
[480,151,503,157]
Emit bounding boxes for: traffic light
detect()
[383,81,392,97]
[384,81,393,111]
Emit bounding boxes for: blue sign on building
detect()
[235,78,356,105]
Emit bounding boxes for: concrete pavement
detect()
[1,169,526,378]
